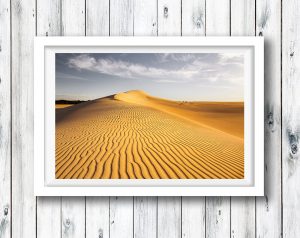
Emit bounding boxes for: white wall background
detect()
[0,0,298,237]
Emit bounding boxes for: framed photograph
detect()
[34,37,264,196]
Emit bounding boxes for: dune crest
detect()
[56,90,244,179]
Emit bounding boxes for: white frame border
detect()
[34,37,264,196]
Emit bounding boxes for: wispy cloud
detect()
[67,54,201,81]
[66,53,244,86]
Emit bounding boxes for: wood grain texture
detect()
[62,0,85,36]
[86,0,109,36]
[36,0,61,36]
[205,1,231,237]
[182,0,205,36]
[206,198,230,238]
[134,197,157,238]
[230,1,256,237]
[256,0,282,237]
[86,197,109,238]
[11,0,36,237]
[158,0,181,35]
[282,0,300,237]
[0,0,10,237]
[206,0,230,35]
[133,0,157,36]
[37,197,61,238]
[157,197,181,238]
[110,197,134,238]
[36,1,62,237]
[231,0,255,36]
[110,0,134,36]
[62,197,85,238]
[182,197,205,238]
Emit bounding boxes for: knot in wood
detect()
[98,228,103,238]
[3,206,8,216]
[288,131,299,159]
[65,218,71,227]
[196,17,202,28]
[164,6,168,18]
[267,112,274,130]
[291,143,298,155]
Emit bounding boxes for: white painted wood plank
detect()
[182,197,205,238]
[158,0,181,35]
[11,0,36,237]
[110,197,134,238]
[181,1,206,237]
[134,197,157,238]
[230,1,256,237]
[110,0,134,36]
[230,198,255,238]
[133,0,157,36]
[36,1,62,238]
[62,0,85,36]
[256,0,282,237]
[231,0,255,36]
[182,0,205,36]
[205,1,231,237]
[206,198,230,238]
[62,197,85,238]
[86,197,109,238]
[0,1,10,238]
[61,1,86,238]
[133,1,158,237]
[86,0,109,36]
[37,197,61,238]
[282,0,300,237]
[157,197,181,238]
[36,0,61,36]
[206,0,230,36]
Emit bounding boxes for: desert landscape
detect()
[55,90,244,179]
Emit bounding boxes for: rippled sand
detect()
[56,90,244,179]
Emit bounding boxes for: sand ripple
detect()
[56,92,244,179]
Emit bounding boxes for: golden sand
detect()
[55,90,244,179]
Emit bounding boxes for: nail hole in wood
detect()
[290,52,294,57]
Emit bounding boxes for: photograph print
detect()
[55,52,245,180]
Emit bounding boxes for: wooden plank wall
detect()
[1,0,298,237]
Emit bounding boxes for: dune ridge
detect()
[56,90,244,179]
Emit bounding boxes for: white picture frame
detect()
[34,36,264,196]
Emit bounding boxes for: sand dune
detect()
[56,90,244,179]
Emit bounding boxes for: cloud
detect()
[66,53,244,86]
[67,54,199,81]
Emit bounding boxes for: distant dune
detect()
[56,90,244,179]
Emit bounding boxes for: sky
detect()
[56,52,244,101]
